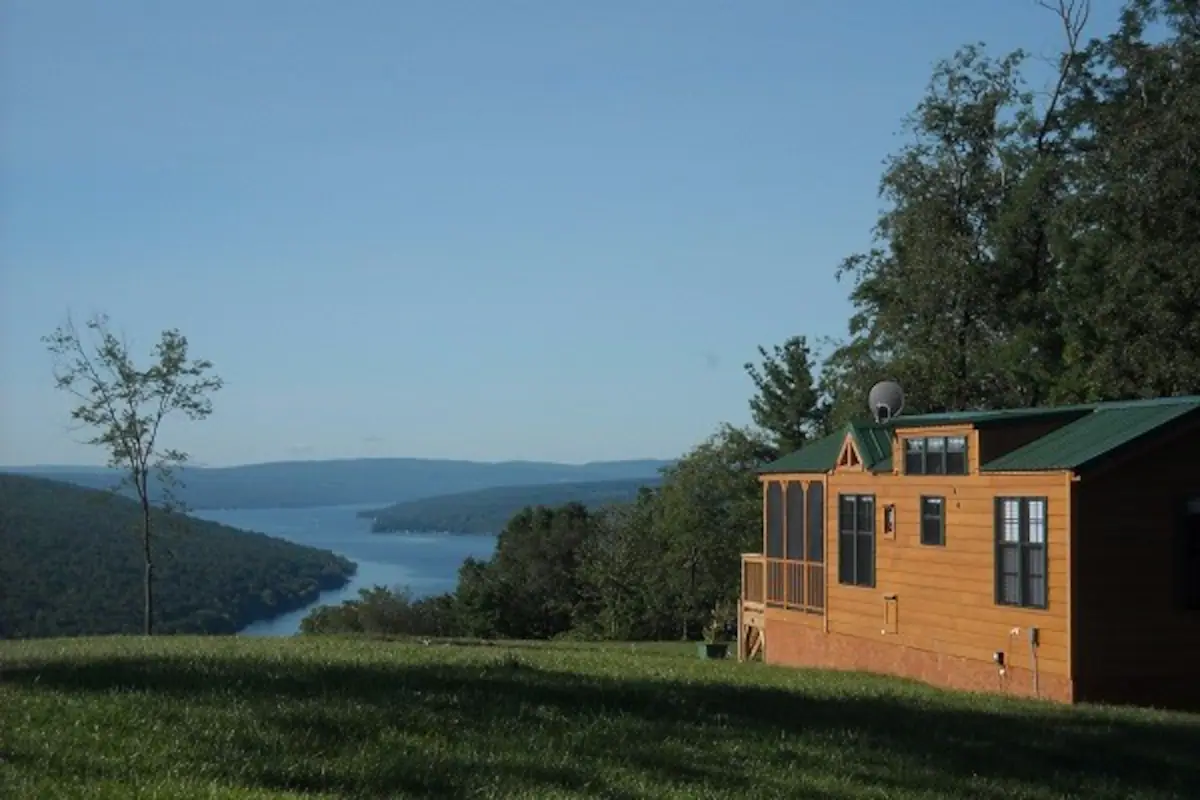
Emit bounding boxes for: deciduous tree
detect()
[1053,0,1200,399]
[43,314,223,635]
[656,425,771,639]
[824,1,1093,418]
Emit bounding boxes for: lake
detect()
[192,503,496,636]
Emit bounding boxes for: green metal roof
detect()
[981,396,1200,472]
[759,429,843,474]
[760,395,1200,476]
[849,422,893,472]
[759,422,896,475]
[886,405,1092,428]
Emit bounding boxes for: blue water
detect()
[192,503,496,636]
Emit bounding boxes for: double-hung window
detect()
[838,494,875,588]
[995,497,1048,609]
[920,496,945,546]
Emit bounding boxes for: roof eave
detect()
[980,466,1078,474]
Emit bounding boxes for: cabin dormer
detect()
[891,427,975,475]
[886,407,1093,475]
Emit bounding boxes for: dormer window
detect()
[904,435,969,475]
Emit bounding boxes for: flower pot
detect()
[697,642,729,660]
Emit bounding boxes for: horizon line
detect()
[0,454,680,471]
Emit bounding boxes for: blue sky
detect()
[0,0,1123,467]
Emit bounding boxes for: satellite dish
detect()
[868,380,905,424]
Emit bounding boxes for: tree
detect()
[656,425,771,639]
[1052,0,1200,400]
[744,336,824,457]
[823,1,1092,419]
[821,46,1016,418]
[814,336,890,432]
[454,503,596,639]
[43,313,223,635]
[576,487,669,639]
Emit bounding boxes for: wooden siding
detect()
[1072,416,1200,705]
[822,471,1072,677]
[765,603,825,629]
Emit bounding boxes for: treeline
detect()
[363,478,664,534]
[300,0,1200,642]
[0,474,356,638]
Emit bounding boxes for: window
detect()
[946,436,968,474]
[785,483,805,560]
[904,438,925,474]
[927,437,946,474]
[904,435,969,475]
[838,494,875,588]
[995,497,1047,609]
[920,496,945,546]
[766,482,783,558]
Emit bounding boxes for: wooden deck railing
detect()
[741,553,824,614]
[742,553,765,606]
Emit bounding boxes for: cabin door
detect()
[1181,497,1200,611]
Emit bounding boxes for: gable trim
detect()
[836,433,864,471]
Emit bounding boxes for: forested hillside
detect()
[9,457,673,510]
[0,474,356,638]
[362,477,663,534]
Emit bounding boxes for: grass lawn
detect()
[2,636,1198,799]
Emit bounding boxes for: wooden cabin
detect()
[738,395,1200,710]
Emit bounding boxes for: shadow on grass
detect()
[361,636,691,656]
[7,651,1200,799]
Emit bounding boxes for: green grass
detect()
[2,637,1198,799]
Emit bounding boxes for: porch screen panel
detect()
[766,482,784,558]
[806,482,824,562]
[785,482,806,559]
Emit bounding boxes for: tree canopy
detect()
[822,0,1200,424]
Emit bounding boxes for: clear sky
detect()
[0,0,1122,467]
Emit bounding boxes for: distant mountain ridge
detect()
[362,476,664,534]
[4,457,674,511]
